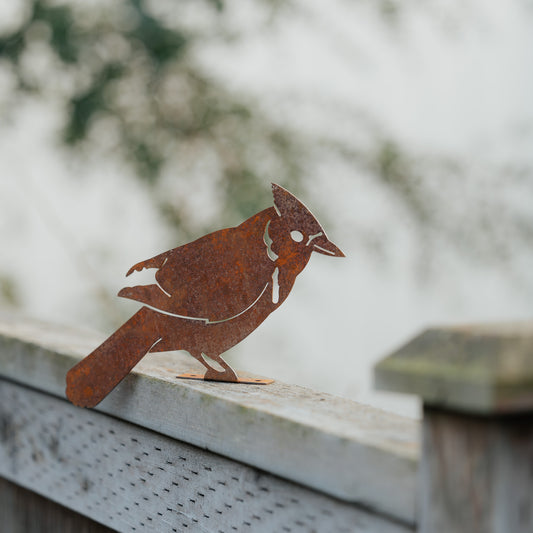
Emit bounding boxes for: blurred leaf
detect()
[33,2,78,62]
[0,275,20,307]
[64,63,124,144]
[127,5,187,63]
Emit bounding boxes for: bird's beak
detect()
[311,234,345,257]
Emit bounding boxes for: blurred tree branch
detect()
[0,0,305,240]
[1,0,532,289]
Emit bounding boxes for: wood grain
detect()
[0,379,413,533]
[419,408,533,533]
[0,316,418,525]
[0,478,113,533]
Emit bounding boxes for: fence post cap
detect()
[374,321,533,415]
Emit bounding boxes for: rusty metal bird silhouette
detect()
[66,183,344,407]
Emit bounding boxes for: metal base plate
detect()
[176,373,274,385]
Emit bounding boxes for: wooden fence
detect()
[0,316,531,532]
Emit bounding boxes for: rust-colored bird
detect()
[66,184,344,407]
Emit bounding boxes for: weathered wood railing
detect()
[376,321,533,533]
[0,316,532,532]
[0,317,416,532]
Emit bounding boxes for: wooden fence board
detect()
[0,316,418,525]
[0,379,413,533]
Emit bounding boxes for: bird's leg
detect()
[186,351,238,382]
[188,351,215,372]
[202,353,238,382]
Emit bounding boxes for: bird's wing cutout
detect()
[118,208,278,322]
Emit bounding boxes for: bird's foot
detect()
[203,367,238,383]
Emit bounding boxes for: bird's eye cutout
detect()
[290,230,304,242]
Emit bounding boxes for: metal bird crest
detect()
[66,184,344,407]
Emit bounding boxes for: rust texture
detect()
[66,183,344,407]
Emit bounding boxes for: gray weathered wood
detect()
[0,316,418,525]
[0,379,413,533]
[376,321,533,533]
[0,478,113,533]
[375,321,533,415]
[419,408,533,533]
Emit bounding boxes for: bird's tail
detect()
[66,307,161,408]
